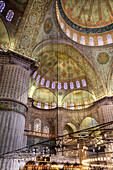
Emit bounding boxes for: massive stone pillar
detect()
[97,97,113,168]
[0,51,37,169]
[97,97,113,128]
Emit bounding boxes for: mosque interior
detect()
[0,0,113,169]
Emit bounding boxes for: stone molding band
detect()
[0,99,28,116]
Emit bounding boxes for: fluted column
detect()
[97,98,113,168]
[97,100,113,128]
[0,51,37,169]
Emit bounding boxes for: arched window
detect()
[107,34,112,44]
[70,82,74,89]
[98,37,103,46]
[89,37,94,46]
[0,1,5,13]
[90,98,94,104]
[40,78,45,85]
[78,103,82,109]
[84,101,88,108]
[52,102,56,108]
[45,103,48,109]
[81,36,85,45]
[76,81,80,88]
[66,29,70,37]
[63,102,67,109]
[34,119,41,133]
[43,126,49,137]
[33,71,37,79]
[58,82,61,89]
[82,79,86,86]
[52,82,55,89]
[73,33,77,42]
[61,23,64,29]
[46,80,50,88]
[70,103,74,110]
[37,102,41,108]
[36,75,40,82]
[64,82,68,89]
[6,10,14,22]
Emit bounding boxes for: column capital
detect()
[0,50,38,75]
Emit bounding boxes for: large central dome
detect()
[56,0,113,46]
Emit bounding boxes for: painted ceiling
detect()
[33,43,86,81]
[29,42,107,109]
[57,0,113,45]
[0,0,112,110]
[62,90,95,106]
[58,0,113,30]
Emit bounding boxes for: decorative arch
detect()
[63,123,77,137]
[32,40,107,100]
[80,117,98,130]
[79,117,98,136]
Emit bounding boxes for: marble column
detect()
[0,51,37,169]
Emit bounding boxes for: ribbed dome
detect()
[56,0,113,46]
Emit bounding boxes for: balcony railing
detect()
[24,129,56,138]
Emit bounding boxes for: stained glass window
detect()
[61,23,64,29]
[107,34,112,44]
[89,37,94,46]
[98,37,103,46]
[0,1,5,13]
[70,82,74,89]
[58,82,61,89]
[73,33,77,42]
[37,102,41,108]
[85,101,88,108]
[33,71,37,79]
[36,75,40,82]
[78,103,82,109]
[82,79,86,86]
[46,80,50,88]
[76,81,80,88]
[90,98,94,104]
[70,103,74,110]
[45,103,48,109]
[64,82,68,89]
[66,29,70,37]
[63,102,67,108]
[52,82,55,89]
[34,119,41,132]
[40,78,45,85]
[81,36,85,45]
[52,102,56,108]
[6,10,14,22]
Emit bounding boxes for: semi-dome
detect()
[56,0,113,46]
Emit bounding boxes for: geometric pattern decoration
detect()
[56,0,113,46]
[0,100,27,116]
[44,17,53,34]
[0,1,5,13]
[97,52,109,64]
[14,0,52,56]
